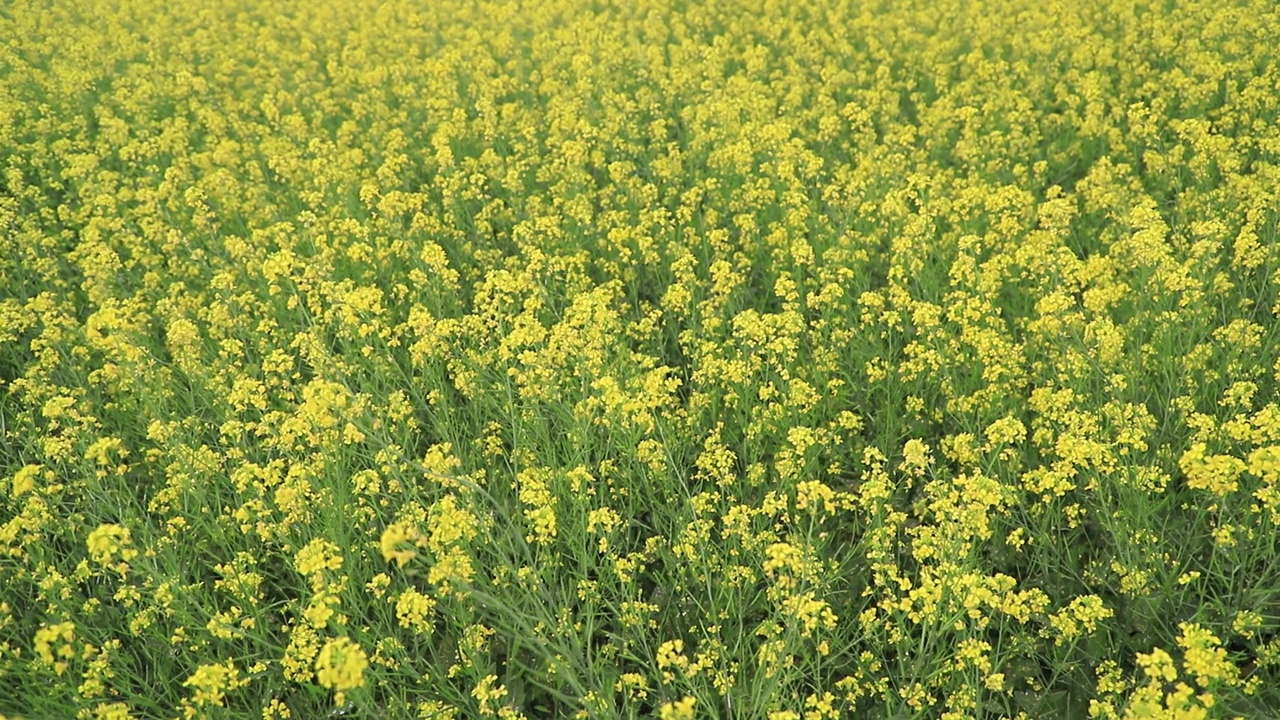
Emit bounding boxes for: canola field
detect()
[3,0,1280,717]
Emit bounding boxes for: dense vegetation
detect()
[3,0,1280,717]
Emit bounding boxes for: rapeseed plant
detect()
[3,0,1280,716]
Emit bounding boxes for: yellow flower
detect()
[1177,623,1238,688]
[379,520,421,567]
[471,674,507,716]
[1136,647,1178,684]
[34,621,75,675]
[88,702,134,720]
[1232,609,1263,639]
[9,464,41,498]
[1046,595,1113,646]
[315,637,369,704]
[182,661,244,708]
[658,695,696,720]
[295,538,344,583]
[516,468,557,545]
[900,439,932,475]
[656,638,689,681]
[282,623,320,683]
[779,593,838,638]
[762,542,804,578]
[394,588,436,634]
[263,698,292,720]
[1179,443,1244,496]
[614,672,650,700]
[86,524,137,568]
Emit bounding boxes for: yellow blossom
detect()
[315,637,368,704]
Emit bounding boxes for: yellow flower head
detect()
[315,637,369,703]
[34,621,76,675]
[658,696,697,720]
[295,538,344,577]
[86,524,137,568]
[380,520,421,567]
[182,661,243,708]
